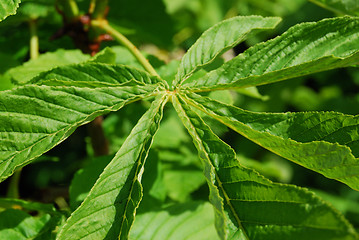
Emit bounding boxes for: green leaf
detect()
[163,165,205,202]
[88,47,117,64]
[8,49,89,85]
[0,209,52,240]
[184,17,359,91]
[69,155,113,211]
[172,94,358,239]
[139,151,167,206]
[309,0,359,16]
[238,155,292,183]
[0,0,21,22]
[0,198,64,239]
[236,86,269,101]
[0,64,163,183]
[57,94,167,240]
[130,201,219,240]
[31,63,163,87]
[173,15,281,87]
[0,198,57,213]
[184,93,359,191]
[15,0,54,22]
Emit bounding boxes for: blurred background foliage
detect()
[0,0,359,234]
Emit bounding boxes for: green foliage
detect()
[0,1,359,239]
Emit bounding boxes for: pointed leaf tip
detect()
[173,15,281,87]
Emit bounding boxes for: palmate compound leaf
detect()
[0,0,21,22]
[0,63,165,183]
[182,16,359,91]
[172,15,281,87]
[172,94,358,240]
[57,94,167,240]
[184,93,359,191]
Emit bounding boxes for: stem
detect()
[29,19,39,60]
[6,170,21,199]
[7,18,39,198]
[57,0,79,20]
[91,19,160,77]
[91,0,108,19]
[89,0,96,14]
[87,116,109,156]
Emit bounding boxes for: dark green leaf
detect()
[309,0,359,16]
[31,63,164,86]
[106,0,175,47]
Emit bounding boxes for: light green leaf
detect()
[173,94,358,239]
[0,0,21,22]
[8,49,89,85]
[238,155,292,183]
[184,17,359,91]
[163,166,205,202]
[173,15,281,87]
[309,0,359,16]
[236,86,269,101]
[184,93,359,191]
[88,47,117,64]
[130,201,219,240]
[57,94,167,240]
[0,64,164,182]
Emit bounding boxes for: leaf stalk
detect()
[57,0,80,20]
[91,19,160,78]
[6,170,21,199]
[29,19,39,60]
